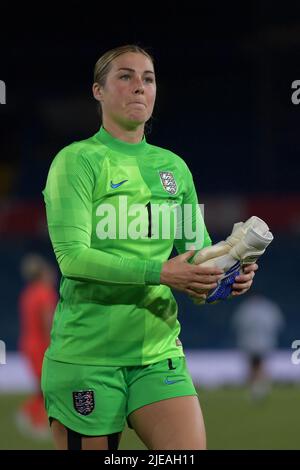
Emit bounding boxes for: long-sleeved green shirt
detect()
[43,126,211,365]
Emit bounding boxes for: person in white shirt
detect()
[232,292,285,400]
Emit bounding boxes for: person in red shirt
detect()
[16,254,58,439]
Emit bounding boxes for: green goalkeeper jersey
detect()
[43,126,211,366]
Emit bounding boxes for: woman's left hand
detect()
[231,263,258,296]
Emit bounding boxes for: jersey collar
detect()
[96,126,147,156]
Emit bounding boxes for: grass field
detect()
[0,385,299,450]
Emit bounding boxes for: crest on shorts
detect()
[73,390,95,415]
[159,171,177,195]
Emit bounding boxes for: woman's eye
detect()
[144,77,154,83]
[120,74,130,80]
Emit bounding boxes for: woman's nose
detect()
[133,77,144,94]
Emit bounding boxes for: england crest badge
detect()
[73,390,95,415]
[159,171,177,195]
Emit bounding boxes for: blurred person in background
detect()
[232,291,285,401]
[16,254,58,439]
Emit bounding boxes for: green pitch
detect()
[1,386,299,450]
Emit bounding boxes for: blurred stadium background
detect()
[0,2,300,449]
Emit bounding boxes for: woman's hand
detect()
[231,263,258,296]
[160,250,224,301]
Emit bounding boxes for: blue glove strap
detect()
[206,261,241,303]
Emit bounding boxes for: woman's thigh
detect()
[129,395,206,450]
[126,357,205,450]
[42,357,127,442]
[51,419,122,450]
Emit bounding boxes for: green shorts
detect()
[41,355,197,436]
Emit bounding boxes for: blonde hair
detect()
[93,44,154,117]
[94,44,154,86]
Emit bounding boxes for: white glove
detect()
[193,216,269,264]
[192,216,273,304]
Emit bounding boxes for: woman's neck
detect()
[102,119,144,143]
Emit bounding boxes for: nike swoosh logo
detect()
[110,180,128,189]
[164,378,185,385]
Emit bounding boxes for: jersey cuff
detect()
[144,260,163,285]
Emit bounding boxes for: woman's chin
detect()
[128,109,150,122]
[123,116,147,129]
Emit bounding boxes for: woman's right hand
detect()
[160,250,224,301]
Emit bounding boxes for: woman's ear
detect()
[92,83,103,102]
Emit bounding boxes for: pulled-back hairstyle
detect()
[93,44,154,120]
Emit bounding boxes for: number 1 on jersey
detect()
[146,202,152,238]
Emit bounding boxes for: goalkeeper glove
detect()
[193,216,269,264]
[193,216,273,304]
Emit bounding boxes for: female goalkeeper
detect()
[41,44,257,450]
